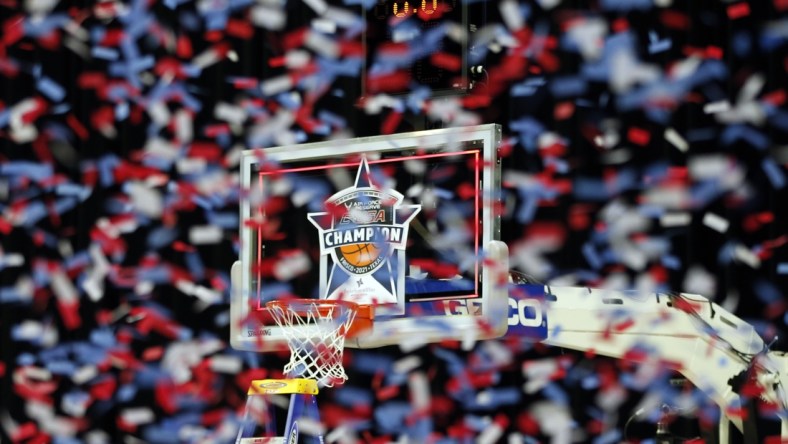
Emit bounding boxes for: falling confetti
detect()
[1,0,787,443]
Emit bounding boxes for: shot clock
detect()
[387,0,444,18]
[362,0,468,96]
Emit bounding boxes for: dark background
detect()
[2,0,787,442]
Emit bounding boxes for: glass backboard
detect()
[230,124,509,351]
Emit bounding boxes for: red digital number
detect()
[421,0,437,15]
[392,0,438,17]
[392,1,410,17]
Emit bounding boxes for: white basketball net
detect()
[266,300,357,387]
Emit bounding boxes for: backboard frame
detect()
[230,124,508,351]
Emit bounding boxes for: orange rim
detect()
[265,299,374,339]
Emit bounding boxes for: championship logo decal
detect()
[308,157,420,305]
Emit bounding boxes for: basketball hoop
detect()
[265,299,372,387]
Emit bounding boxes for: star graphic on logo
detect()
[357,278,363,287]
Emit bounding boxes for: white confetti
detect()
[683,265,717,297]
[174,109,193,143]
[565,17,608,61]
[284,50,311,69]
[0,251,24,268]
[610,50,660,94]
[312,17,336,34]
[193,285,222,306]
[9,98,40,143]
[51,269,78,305]
[305,31,339,58]
[733,244,761,268]
[303,0,327,14]
[126,181,163,218]
[72,365,98,385]
[702,212,729,233]
[25,0,58,15]
[209,355,242,374]
[703,100,730,114]
[192,46,225,69]
[214,102,248,126]
[251,5,286,30]
[393,355,422,374]
[121,408,154,425]
[83,244,110,302]
[176,157,207,175]
[664,127,688,152]
[408,372,430,411]
[189,225,223,245]
[500,0,524,31]
[147,101,171,127]
[659,212,691,227]
[477,419,504,444]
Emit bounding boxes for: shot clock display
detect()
[388,0,443,17]
[363,0,467,96]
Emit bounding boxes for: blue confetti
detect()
[92,46,120,61]
[549,76,587,98]
[754,279,782,304]
[762,158,786,189]
[1,162,53,182]
[600,0,652,11]
[583,242,603,270]
[333,386,374,408]
[648,31,672,54]
[541,382,569,405]
[720,124,770,149]
[593,429,622,444]
[37,77,67,102]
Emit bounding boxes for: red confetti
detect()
[233,77,260,89]
[727,3,751,19]
[90,105,115,131]
[57,300,82,330]
[430,52,461,71]
[461,94,491,109]
[66,114,89,140]
[227,19,254,39]
[176,33,193,58]
[554,101,574,120]
[154,382,178,414]
[612,318,635,333]
[612,17,629,33]
[339,40,364,57]
[366,70,411,93]
[539,140,567,157]
[201,409,227,427]
[12,423,39,442]
[154,58,189,80]
[627,127,651,146]
[705,46,724,59]
[188,142,223,162]
[763,89,786,106]
[100,28,126,46]
[0,216,13,235]
[283,27,308,50]
[381,110,402,135]
[2,16,24,46]
[90,377,117,401]
[21,97,48,124]
[660,10,691,29]
[376,384,400,401]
